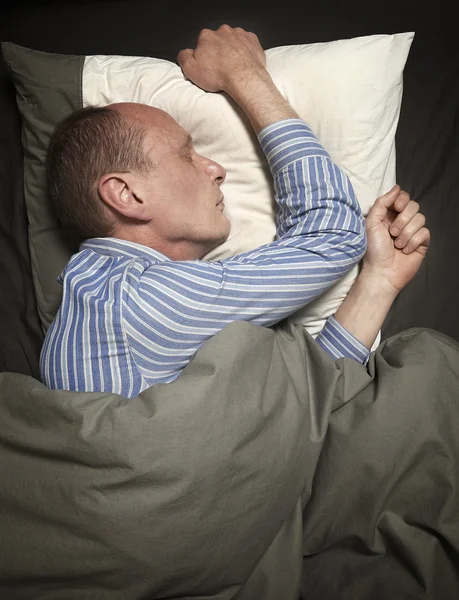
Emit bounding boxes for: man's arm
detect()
[180,26,365,249]
[124,24,362,378]
[314,274,397,364]
[178,24,298,132]
[124,117,367,382]
[316,185,431,362]
[172,26,428,371]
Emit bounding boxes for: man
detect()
[40,25,430,397]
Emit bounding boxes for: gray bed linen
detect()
[0,321,458,599]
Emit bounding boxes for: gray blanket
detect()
[0,322,458,599]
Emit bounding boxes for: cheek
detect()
[167,161,211,211]
[174,168,201,198]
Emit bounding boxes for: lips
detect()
[216,195,224,206]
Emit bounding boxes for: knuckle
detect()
[177,51,189,67]
[398,190,410,203]
[395,192,409,209]
[198,28,212,39]
[417,213,426,226]
[422,226,431,239]
[411,228,427,244]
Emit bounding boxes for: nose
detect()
[203,157,226,185]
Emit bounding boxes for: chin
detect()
[221,216,231,239]
[219,226,231,245]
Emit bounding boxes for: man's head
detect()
[46,102,229,260]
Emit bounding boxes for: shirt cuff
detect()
[315,315,371,366]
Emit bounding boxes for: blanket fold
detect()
[0,322,458,600]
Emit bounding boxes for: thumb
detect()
[177,48,195,76]
[366,184,401,222]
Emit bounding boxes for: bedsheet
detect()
[0,321,458,599]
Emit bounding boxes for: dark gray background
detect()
[1,0,457,377]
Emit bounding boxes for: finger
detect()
[374,184,401,208]
[394,213,426,249]
[390,199,421,237]
[401,227,431,255]
[198,27,213,40]
[393,190,411,212]
[177,48,195,72]
[366,184,401,222]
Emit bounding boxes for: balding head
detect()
[46,104,155,241]
[106,102,173,129]
[47,101,229,260]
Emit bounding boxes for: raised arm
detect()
[178,24,298,132]
[183,29,428,366]
[117,27,366,381]
[118,27,371,383]
[178,24,365,253]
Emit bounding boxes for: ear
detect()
[98,173,152,222]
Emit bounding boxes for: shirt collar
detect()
[80,237,171,264]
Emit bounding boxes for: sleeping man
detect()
[39,25,430,398]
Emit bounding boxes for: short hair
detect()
[46,105,154,241]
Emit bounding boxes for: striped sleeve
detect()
[123,118,369,380]
[258,119,364,242]
[315,316,371,365]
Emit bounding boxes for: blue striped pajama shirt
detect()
[40,118,370,398]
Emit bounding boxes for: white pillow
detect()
[84,32,414,347]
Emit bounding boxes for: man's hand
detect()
[177,24,266,95]
[362,184,431,294]
[333,186,430,351]
[177,25,298,132]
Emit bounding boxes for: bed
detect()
[0,1,458,598]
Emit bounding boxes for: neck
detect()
[111,226,211,261]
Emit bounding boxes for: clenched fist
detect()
[177,24,267,94]
[362,185,431,294]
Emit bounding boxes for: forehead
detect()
[141,106,189,151]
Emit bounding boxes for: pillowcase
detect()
[1,32,414,347]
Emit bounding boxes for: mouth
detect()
[216,195,225,207]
